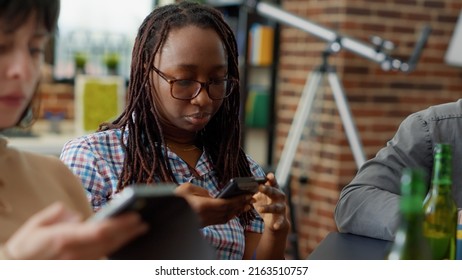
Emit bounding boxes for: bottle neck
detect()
[430,155,452,194]
[400,211,425,232]
[401,195,423,214]
[400,195,425,230]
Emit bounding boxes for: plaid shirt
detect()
[60,129,265,259]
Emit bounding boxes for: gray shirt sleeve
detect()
[335,110,434,241]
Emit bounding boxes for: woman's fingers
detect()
[259,185,285,200]
[256,202,286,214]
[26,202,82,228]
[48,213,148,259]
[176,184,255,226]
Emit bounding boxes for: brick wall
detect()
[276,0,462,258]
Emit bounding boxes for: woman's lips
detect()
[0,95,26,107]
[185,112,211,126]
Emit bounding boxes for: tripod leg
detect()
[327,71,366,168]
[275,69,324,190]
[274,69,323,260]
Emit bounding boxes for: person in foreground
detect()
[60,1,289,259]
[335,99,462,241]
[0,0,148,259]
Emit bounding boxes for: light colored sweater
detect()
[0,137,92,259]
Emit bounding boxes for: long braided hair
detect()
[100,1,253,192]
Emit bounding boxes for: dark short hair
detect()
[0,0,60,33]
[0,0,61,128]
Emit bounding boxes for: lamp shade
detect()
[445,11,462,67]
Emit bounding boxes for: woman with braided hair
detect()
[61,1,289,259]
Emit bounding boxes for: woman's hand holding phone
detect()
[175,182,255,227]
[216,177,267,198]
[252,173,290,233]
[3,202,148,260]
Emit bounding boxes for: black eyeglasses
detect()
[152,66,238,100]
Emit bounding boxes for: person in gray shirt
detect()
[335,99,462,241]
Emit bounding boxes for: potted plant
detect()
[73,51,87,75]
[104,52,120,76]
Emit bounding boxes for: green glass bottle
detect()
[387,168,432,260]
[423,143,457,260]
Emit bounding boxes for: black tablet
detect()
[89,184,216,260]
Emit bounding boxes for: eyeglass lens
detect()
[172,79,233,100]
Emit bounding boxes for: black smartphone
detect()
[217,177,267,199]
[88,184,215,260]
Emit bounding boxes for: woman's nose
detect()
[6,49,31,80]
[191,85,213,106]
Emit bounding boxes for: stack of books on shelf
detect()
[248,24,274,66]
[245,87,269,128]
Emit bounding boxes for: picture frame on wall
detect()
[74,75,126,135]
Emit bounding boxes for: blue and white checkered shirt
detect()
[60,129,265,259]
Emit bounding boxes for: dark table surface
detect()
[308,232,392,260]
